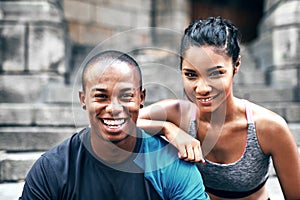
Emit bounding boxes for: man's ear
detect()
[233,55,241,75]
[140,88,146,108]
[79,90,86,110]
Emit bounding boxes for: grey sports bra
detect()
[194,100,271,198]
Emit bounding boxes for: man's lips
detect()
[101,118,127,129]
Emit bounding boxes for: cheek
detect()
[127,102,140,113]
[214,78,232,91]
[87,102,105,114]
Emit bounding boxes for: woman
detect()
[138,17,300,199]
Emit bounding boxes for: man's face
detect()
[80,61,145,143]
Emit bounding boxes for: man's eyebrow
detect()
[120,87,136,92]
[91,88,106,92]
[207,66,224,73]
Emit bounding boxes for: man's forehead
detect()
[87,61,135,75]
[85,62,139,86]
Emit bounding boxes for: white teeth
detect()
[199,95,217,102]
[103,119,125,126]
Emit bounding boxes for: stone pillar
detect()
[250,0,300,88]
[0,0,69,103]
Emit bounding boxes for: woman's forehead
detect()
[183,46,231,67]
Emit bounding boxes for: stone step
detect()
[0,134,299,183]
[0,181,24,200]
[0,151,43,182]
[0,127,77,151]
[0,103,89,127]
[234,86,297,103]
[289,123,300,146]
[0,123,299,153]
[261,102,300,123]
[234,70,266,86]
[42,84,76,104]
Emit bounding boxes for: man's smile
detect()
[101,118,127,129]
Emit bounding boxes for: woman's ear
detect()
[79,91,86,110]
[233,55,241,75]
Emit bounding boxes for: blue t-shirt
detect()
[20,128,209,200]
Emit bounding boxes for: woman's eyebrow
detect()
[182,67,196,72]
[207,66,223,73]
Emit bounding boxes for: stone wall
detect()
[250,0,300,88]
[63,0,189,45]
[63,0,190,102]
[0,0,69,103]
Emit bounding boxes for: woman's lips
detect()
[197,93,220,103]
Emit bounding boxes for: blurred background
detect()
[0,0,299,199]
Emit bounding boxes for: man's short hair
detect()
[81,50,143,92]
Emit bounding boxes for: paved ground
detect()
[0,176,284,200]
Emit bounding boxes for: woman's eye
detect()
[209,71,224,77]
[184,72,197,78]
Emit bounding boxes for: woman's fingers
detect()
[193,145,205,163]
[183,144,204,163]
[184,144,195,161]
[178,146,187,159]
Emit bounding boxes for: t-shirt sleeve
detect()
[19,155,58,200]
[165,160,210,200]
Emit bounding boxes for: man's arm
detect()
[19,156,58,200]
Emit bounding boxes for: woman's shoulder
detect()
[248,101,291,153]
[249,102,287,128]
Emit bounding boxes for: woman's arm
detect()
[138,99,204,162]
[139,99,196,131]
[255,108,300,199]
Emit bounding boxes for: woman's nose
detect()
[195,79,212,95]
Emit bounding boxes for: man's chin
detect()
[110,134,130,144]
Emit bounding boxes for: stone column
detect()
[250,0,300,88]
[0,0,69,103]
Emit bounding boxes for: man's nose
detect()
[106,99,123,115]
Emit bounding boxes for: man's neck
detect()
[90,132,137,163]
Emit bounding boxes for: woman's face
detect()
[181,46,235,113]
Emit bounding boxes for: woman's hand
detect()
[164,122,205,163]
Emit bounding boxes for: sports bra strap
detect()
[244,100,254,124]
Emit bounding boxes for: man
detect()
[19,50,209,200]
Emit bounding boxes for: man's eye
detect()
[120,93,134,100]
[94,94,108,99]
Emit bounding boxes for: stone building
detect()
[0,0,299,199]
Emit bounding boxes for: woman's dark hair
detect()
[180,16,241,69]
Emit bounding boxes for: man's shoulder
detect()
[135,130,180,172]
[140,130,173,152]
[40,128,87,167]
